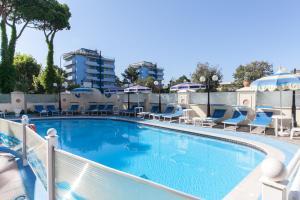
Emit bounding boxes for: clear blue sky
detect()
[16,0,300,83]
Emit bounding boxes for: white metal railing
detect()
[260,150,300,200]
[0,117,200,200]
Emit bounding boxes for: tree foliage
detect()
[169,75,190,86]
[122,66,139,84]
[32,0,71,93]
[233,61,273,88]
[191,62,222,91]
[136,76,158,92]
[0,0,43,92]
[14,54,41,92]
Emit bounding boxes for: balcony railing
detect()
[102,64,114,69]
[102,70,115,75]
[65,68,74,74]
[86,60,99,67]
[102,77,115,82]
[64,60,75,67]
[86,68,99,74]
[86,76,99,81]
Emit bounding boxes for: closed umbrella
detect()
[250,68,300,134]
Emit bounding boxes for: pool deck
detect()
[0,152,26,200]
[1,115,300,200]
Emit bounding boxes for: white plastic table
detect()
[179,109,193,124]
[272,115,292,136]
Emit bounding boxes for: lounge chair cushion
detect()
[249,112,273,127]
[223,110,248,125]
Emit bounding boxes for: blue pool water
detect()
[34,119,265,200]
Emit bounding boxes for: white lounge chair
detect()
[290,127,300,139]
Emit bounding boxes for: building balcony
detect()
[102,77,115,82]
[86,60,99,67]
[65,68,74,74]
[101,64,114,69]
[86,76,99,81]
[66,75,74,81]
[86,68,99,74]
[102,70,115,75]
[157,72,164,76]
[148,71,155,75]
[156,77,164,81]
[64,60,75,67]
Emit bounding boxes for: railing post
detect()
[21,115,29,166]
[260,158,288,200]
[46,128,58,200]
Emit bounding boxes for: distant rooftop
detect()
[63,48,114,61]
[129,61,163,70]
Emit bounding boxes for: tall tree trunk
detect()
[0,17,15,93]
[42,33,57,93]
[8,24,17,66]
[0,18,8,65]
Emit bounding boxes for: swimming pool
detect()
[34,119,265,200]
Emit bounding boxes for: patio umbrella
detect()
[71,87,94,98]
[250,68,300,133]
[103,87,124,95]
[124,85,151,107]
[170,82,205,92]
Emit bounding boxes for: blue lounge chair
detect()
[201,109,226,127]
[138,105,159,118]
[99,105,114,115]
[223,110,248,131]
[46,105,60,116]
[95,104,106,115]
[162,106,183,122]
[62,104,80,115]
[120,105,137,116]
[125,105,141,116]
[34,105,48,117]
[249,111,273,134]
[152,105,175,120]
[86,104,98,115]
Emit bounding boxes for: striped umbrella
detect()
[124,85,151,107]
[170,82,205,92]
[103,87,124,95]
[250,68,300,133]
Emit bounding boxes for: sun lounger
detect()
[62,104,80,115]
[200,109,226,127]
[46,105,60,116]
[290,127,300,139]
[152,105,175,120]
[138,105,159,119]
[120,105,137,116]
[0,110,5,118]
[86,104,98,115]
[223,110,248,131]
[162,106,183,122]
[249,111,273,134]
[34,105,48,117]
[99,105,114,115]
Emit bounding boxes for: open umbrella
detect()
[103,87,124,95]
[170,82,205,92]
[124,85,151,107]
[71,87,94,98]
[250,67,300,134]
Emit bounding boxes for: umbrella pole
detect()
[137,92,140,107]
[292,68,297,127]
[280,90,283,133]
